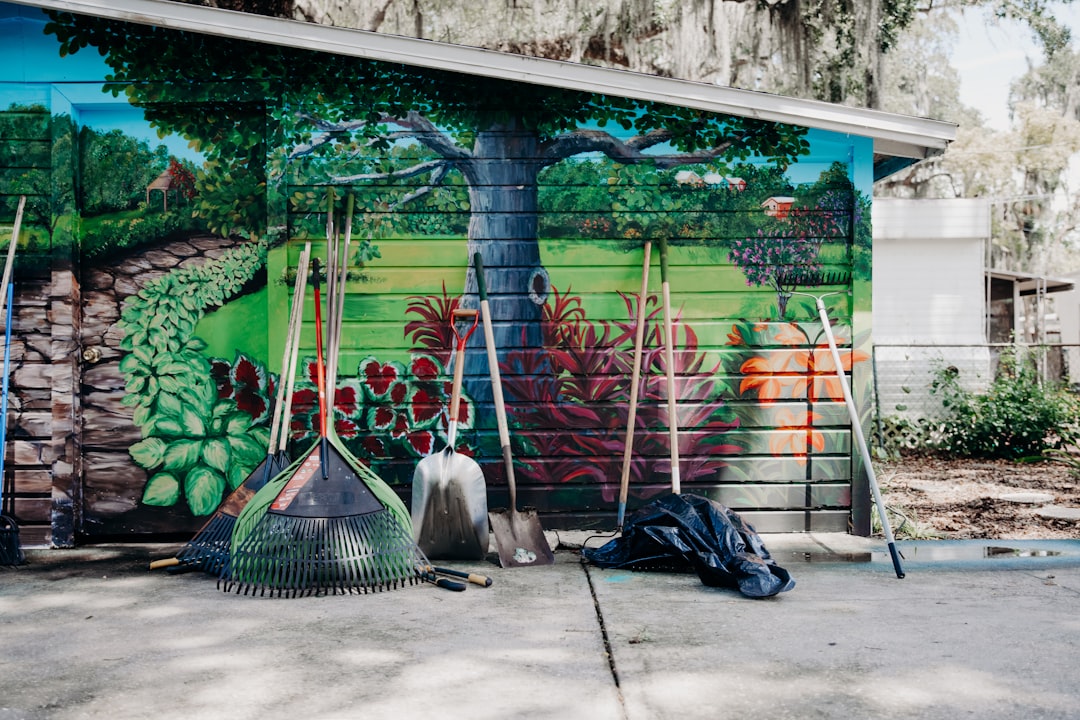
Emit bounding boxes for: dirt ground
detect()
[876,454,1080,540]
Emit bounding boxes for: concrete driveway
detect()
[1,534,1078,720]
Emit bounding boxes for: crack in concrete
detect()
[580,558,628,720]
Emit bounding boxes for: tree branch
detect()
[288,110,473,163]
[389,164,451,210]
[540,127,737,169]
[328,159,449,184]
[391,110,473,161]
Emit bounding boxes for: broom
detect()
[149,243,312,574]
[218,253,436,596]
[789,272,905,579]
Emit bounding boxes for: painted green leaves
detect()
[129,354,271,515]
[118,239,272,515]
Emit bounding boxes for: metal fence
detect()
[870,342,1080,451]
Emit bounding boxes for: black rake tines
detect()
[172,513,234,575]
[218,512,429,598]
[0,516,24,567]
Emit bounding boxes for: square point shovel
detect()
[411,308,489,560]
[475,253,554,567]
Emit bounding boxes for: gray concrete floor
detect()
[2,533,1079,720]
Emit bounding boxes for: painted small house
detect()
[0,0,954,547]
[760,196,795,220]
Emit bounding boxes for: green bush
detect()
[929,348,1080,460]
[82,210,204,261]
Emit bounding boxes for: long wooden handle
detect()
[474,253,518,510]
[447,309,478,447]
[0,196,25,332]
[658,237,681,495]
[328,193,354,396]
[618,240,651,527]
[266,244,310,455]
[311,257,327,439]
[277,244,310,453]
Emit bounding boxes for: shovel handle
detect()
[658,237,681,495]
[429,564,493,587]
[474,253,520,510]
[448,309,478,426]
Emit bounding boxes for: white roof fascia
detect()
[9,0,955,161]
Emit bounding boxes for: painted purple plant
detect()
[728,196,850,317]
[499,285,740,497]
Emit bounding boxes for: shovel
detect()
[411,308,488,560]
[475,254,554,567]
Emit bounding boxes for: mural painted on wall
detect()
[2,7,873,534]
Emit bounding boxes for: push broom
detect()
[149,243,312,575]
[790,276,905,579]
[219,254,437,596]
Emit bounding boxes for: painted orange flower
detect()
[807,345,869,401]
[739,343,869,402]
[739,351,809,400]
[770,408,824,465]
[773,322,805,346]
[726,324,746,346]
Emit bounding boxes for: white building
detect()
[872,197,1075,422]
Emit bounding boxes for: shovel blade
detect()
[412,449,488,560]
[489,507,554,567]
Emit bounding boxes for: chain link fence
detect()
[871,343,1080,453]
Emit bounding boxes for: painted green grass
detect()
[195,286,270,367]
[205,233,862,371]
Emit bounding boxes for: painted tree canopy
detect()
[45,10,811,359]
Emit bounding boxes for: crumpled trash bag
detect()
[582,493,795,598]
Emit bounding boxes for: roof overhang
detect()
[987,269,1076,296]
[8,0,956,180]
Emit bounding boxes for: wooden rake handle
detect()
[618,240,652,528]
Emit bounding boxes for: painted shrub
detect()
[2,8,873,533]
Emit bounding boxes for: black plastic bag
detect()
[583,493,794,598]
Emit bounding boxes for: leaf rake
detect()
[219,218,437,596]
[149,243,312,575]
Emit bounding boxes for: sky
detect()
[951,2,1080,130]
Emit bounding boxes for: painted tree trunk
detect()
[459,125,549,405]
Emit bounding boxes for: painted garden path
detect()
[76,234,238,529]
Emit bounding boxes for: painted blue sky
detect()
[0,5,205,164]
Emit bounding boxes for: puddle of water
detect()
[984,546,1061,558]
[881,545,1063,562]
[780,545,1064,564]
[779,551,873,563]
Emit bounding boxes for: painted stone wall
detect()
[0,5,876,540]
